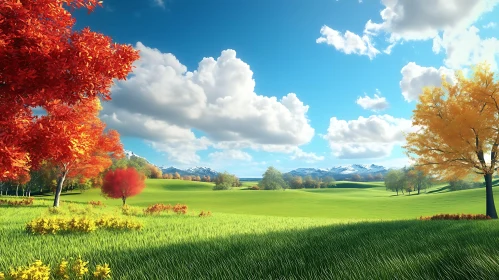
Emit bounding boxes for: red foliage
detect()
[419,214,491,220]
[0,0,139,181]
[173,203,188,215]
[101,167,145,205]
[143,203,172,215]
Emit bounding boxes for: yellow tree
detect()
[405,63,499,218]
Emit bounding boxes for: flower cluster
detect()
[26,216,142,234]
[143,203,172,215]
[2,257,111,280]
[173,203,188,215]
[419,213,491,220]
[88,200,104,207]
[121,204,141,216]
[0,197,34,206]
[198,210,212,217]
[26,217,97,234]
[95,216,143,230]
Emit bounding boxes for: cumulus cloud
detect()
[483,22,497,28]
[208,150,253,162]
[399,62,456,102]
[323,115,416,159]
[290,149,325,163]
[316,25,379,59]
[102,42,315,165]
[364,0,498,42]
[433,26,499,70]
[356,90,389,111]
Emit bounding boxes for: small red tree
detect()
[102,167,145,205]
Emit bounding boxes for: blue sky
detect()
[73,0,499,177]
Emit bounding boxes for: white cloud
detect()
[103,42,315,165]
[323,115,416,159]
[399,62,456,102]
[356,90,389,111]
[316,25,379,59]
[290,149,325,163]
[208,150,253,162]
[364,0,498,42]
[433,26,499,70]
[483,22,497,28]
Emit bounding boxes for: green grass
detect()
[2,179,499,279]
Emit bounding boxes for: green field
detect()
[2,179,499,279]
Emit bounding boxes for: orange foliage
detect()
[143,203,172,215]
[405,63,499,179]
[0,0,139,181]
[419,214,490,220]
[101,167,146,205]
[173,204,188,215]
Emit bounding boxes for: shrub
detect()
[4,257,111,280]
[121,204,141,216]
[89,200,104,207]
[173,203,188,215]
[448,180,483,191]
[95,216,143,231]
[199,210,212,217]
[249,185,260,190]
[143,203,172,215]
[419,213,491,220]
[47,206,63,215]
[26,216,142,234]
[0,197,34,206]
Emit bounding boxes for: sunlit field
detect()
[2,179,499,279]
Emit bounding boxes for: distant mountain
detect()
[161,166,219,178]
[285,164,390,181]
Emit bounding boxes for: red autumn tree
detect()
[32,98,124,206]
[102,167,146,205]
[0,0,139,181]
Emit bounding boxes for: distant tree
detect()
[282,173,294,188]
[290,176,303,189]
[366,174,375,181]
[213,172,236,190]
[384,170,405,195]
[302,175,314,189]
[259,167,287,190]
[351,174,362,182]
[321,176,336,188]
[374,173,384,181]
[147,164,162,179]
[448,180,483,191]
[405,167,433,194]
[101,167,146,205]
[232,177,242,187]
[173,172,181,180]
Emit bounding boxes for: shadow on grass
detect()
[427,185,451,194]
[70,220,499,279]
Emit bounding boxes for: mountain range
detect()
[124,150,390,180]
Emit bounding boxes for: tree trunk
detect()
[15,184,19,196]
[122,196,126,206]
[417,183,421,195]
[396,189,398,196]
[484,173,498,219]
[53,170,68,207]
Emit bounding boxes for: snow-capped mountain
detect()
[285,164,389,180]
[161,166,219,177]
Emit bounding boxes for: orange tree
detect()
[32,98,124,206]
[405,63,499,218]
[0,0,139,181]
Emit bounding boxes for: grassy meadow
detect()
[2,179,499,279]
